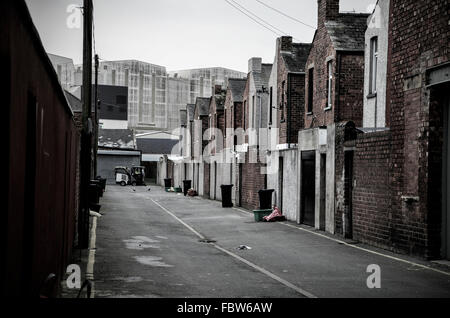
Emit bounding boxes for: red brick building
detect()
[224,78,246,205]
[208,90,226,200]
[192,97,210,195]
[298,0,368,234]
[266,37,311,221]
[305,0,367,128]
[2,0,80,296]
[239,59,272,210]
[353,0,450,259]
[274,37,311,145]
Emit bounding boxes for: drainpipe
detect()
[336,54,342,122]
[287,74,292,149]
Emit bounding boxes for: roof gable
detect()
[228,78,246,102]
[325,13,369,51]
[194,97,210,118]
[186,104,195,122]
[281,43,311,73]
[251,63,272,91]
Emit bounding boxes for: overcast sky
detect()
[26,0,376,72]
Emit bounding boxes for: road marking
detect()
[150,199,316,298]
[86,215,98,298]
[232,207,252,216]
[279,222,450,277]
[230,202,450,277]
[151,199,206,240]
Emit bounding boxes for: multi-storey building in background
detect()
[74,63,246,132]
[169,67,247,104]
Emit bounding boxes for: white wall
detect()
[297,126,336,233]
[363,0,390,128]
[100,119,128,130]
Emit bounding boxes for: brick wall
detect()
[277,62,306,144]
[209,97,225,155]
[305,24,336,128]
[353,131,392,248]
[240,149,266,210]
[351,0,449,258]
[386,0,448,258]
[239,76,265,210]
[304,28,364,129]
[336,53,364,126]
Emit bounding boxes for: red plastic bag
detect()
[263,206,286,222]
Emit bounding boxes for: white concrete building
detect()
[363,0,390,129]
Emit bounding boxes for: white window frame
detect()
[326,61,333,109]
[369,36,378,94]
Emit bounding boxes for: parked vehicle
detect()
[130,166,146,186]
[115,166,131,186]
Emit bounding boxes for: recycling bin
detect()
[183,180,192,196]
[258,189,274,210]
[164,178,172,188]
[88,182,101,205]
[220,184,234,208]
[95,176,107,192]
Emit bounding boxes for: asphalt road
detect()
[93,185,450,298]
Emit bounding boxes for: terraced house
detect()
[236,58,272,210]
[266,36,311,222]
[167,0,449,261]
[224,78,247,206]
[353,0,450,259]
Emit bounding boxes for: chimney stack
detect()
[317,0,339,27]
[279,36,293,53]
[214,85,222,95]
[248,57,262,73]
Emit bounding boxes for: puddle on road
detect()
[123,236,161,250]
[134,256,173,268]
[111,276,144,283]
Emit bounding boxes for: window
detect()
[252,95,255,128]
[243,100,247,130]
[57,65,62,81]
[307,68,314,113]
[116,95,127,105]
[112,69,116,86]
[326,61,333,109]
[369,37,378,94]
[269,87,273,125]
[281,81,285,122]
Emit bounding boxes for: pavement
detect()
[92,185,450,298]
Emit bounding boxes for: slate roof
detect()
[136,138,179,155]
[252,63,272,91]
[186,104,195,122]
[228,78,247,102]
[98,129,135,149]
[325,13,370,51]
[179,109,187,127]
[195,97,210,117]
[281,43,311,73]
[64,90,82,112]
[214,95,226,111]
